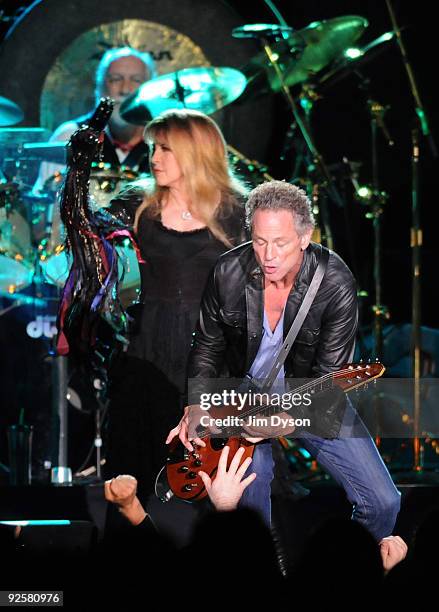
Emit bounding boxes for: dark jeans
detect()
[238,400,401,541]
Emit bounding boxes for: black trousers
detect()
[105,354,184,505]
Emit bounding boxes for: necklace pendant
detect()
[181,211,192,220]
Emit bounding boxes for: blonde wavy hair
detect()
[133,109,247,246]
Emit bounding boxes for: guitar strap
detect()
[248,245,330,393]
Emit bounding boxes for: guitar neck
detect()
[195,363,385,438]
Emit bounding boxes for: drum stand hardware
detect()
[367,96,392,362]
[50,353,72,485]
[73,375,109,483]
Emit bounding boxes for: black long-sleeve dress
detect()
[105,188,247,502]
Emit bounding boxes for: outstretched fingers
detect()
[240,472,257,490]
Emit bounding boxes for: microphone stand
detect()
[410,125,423,472]
[280,87,333,248]
[50,352,71,484]
[259,34,344,248]
[367,98,391,362]
[366,96,391,450]
[385,0,438,475]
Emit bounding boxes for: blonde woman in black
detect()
[105,109,248,503]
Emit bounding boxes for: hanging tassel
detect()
[55,98,131,376]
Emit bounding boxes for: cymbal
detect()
[317,31,396,90]
[0,95,24,127]
[21,141,67,164]
[120,66,247,124]
[245,15,368,92]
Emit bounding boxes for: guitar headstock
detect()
[333,362,385,392]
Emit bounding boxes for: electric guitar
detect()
[156,362,385,502]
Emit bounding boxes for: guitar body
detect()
[166,437,255,501]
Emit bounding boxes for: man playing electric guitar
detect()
[167,180,401,543]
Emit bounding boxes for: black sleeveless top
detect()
[108,188,247,392]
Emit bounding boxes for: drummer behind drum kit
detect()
[0,15,397,478]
